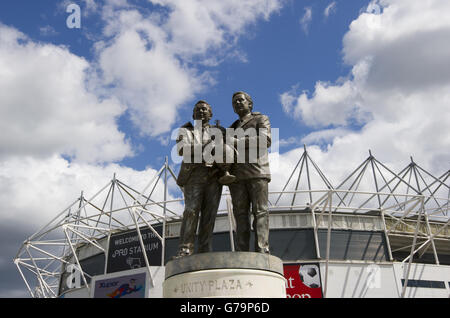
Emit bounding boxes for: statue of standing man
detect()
[174,100,224,258]
[228,91,271,254]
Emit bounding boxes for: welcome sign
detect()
[107,225,163,273]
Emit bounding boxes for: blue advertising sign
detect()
[93,272,147,298]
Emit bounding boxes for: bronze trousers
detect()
[229,178,270,253]
[178,180,222,255]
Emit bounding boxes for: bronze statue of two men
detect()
[175,91,271,258]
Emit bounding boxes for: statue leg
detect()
[229,181,251,251]
[177,183,203,256]
[197,181,223,253]
[248,179,270,254]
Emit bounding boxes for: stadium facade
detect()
[14,148,450,298]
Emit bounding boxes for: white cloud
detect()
[343,0,450,92]
[0,155,183,227]
[151,0,283,58]
[57,0,99,17]
[301,127,352,146]
[0,0,286,251]
[281,0,450,177]
[0,24,133,164]
[0,154,184,298]
[277,136,303,148]
[300,7,313,34]
[95,0,283,137]
[0,0,285,250]
[39,25,58,37]
[82,0,99,15]
[324,1,337,18]
[97,12,203,137]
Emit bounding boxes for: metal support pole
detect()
[423,214,440,265]
[310,203,321,259]
[339,160,370,212]
[386,197,422,235]
[226,196,236,252]
[162,157,168,265]
[323,191,332,298]
[369,153,382,208]
[63,227,91,295]
[290,154,306,210]
[304,146,313,205]
[274,152,304,206]
[104,175,115,274]
[14,260,35,298]
[401,197,424,298]
[130,207,155,288]
[402,217,450,263]
[381,210,394,261]
[25,245,53,297]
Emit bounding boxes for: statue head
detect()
[232,91,253,117]
[193,100,213,122]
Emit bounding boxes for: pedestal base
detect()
[163,252,286,298]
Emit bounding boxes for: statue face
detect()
[233,93,251,117]
[193,103,212,122]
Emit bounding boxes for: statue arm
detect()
[176,128,194,157]
[257,115,272,148]
[177,126,214,161]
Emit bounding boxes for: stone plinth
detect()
[163,252,286,298]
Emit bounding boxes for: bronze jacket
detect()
[176,122,222,187]
[229,112,271,182]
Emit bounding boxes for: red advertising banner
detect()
[284,264,323,298]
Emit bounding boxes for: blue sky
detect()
[0,0,363,170]
[1,0,449,297]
